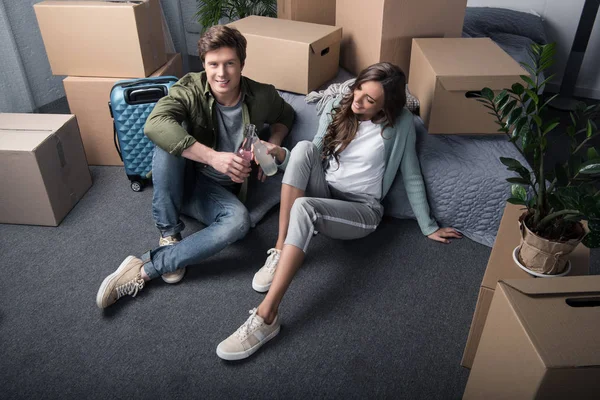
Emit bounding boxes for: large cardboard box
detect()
[63,53,183,166]
[464,276,600,399]
[408,38,526,134]
[461,203,590,369]
[336,0,467,77]
[228,16,341,94]
[0,114,92,226]
[277,0,335,26]
[34,0,166,78]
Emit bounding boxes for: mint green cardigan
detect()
[311,98,439,236]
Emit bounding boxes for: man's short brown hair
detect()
[198,25,247,65]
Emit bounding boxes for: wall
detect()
[467,0,600,99]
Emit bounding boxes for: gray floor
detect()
[3,95,598,398]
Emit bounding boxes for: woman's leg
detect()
[258,197,382,323]
[275,141,330,249]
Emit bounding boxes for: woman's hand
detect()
[427,227,463,244]
[255,141,285,182]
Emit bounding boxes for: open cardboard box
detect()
[408,38,527,134]
[464,276,600,399]
[228,16,341,95]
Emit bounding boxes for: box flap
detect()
[502,276,600,296]
[230,16,341,45]
[0,114,74,132]
[0,130,55,152]
[309,28,342,55]
[499,277,600,368]
[413,38,526,91]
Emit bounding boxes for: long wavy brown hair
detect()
[322,63,407,164]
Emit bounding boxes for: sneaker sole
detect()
[162,268,186,284]
[96,255,136,309]
[251,276,271,293]
[216,325,281,361]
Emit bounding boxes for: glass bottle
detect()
[237,124,255,162]
[252,132,278,177]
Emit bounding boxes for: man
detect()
[96,25,294,308]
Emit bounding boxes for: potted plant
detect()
[475,42,600,276]
[196,0,276,33]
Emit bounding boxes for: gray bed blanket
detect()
[246,7,546,247]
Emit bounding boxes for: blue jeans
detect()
[142,147,251,279]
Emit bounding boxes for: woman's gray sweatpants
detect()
[282,141,384,253]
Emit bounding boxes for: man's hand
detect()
[209,151,251,183]
[255,141,285,182]
[427,227,463,244]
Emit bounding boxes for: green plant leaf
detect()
[579,163,600,175]
[494,90,509,105]
[524,89,539,105]
[500,100,518,120]
[507,197,527,206]
[506,108,523,127]
[500,157,525,169]
[542,122,560,136]
[481,87,495,101]
[587,120,593,138]
[526,100,536,114]
[506,177,530,185]
[511,83,525,95]
[511,184,528,201]
[532,115,542,127]
[587,147,600,160]
[520,74,535,87]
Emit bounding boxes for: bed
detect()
[245,7,547,247]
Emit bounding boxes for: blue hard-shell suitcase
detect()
[108,76,178,192]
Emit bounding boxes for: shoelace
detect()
[264,248,281,274]
[115,274,145,299]
[235,308,262,340]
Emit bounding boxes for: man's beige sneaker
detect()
[252,248,281,292]
[216,308,280,361]
[159,234,186,284]
[96,256,145,308]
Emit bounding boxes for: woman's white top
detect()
[325,120,386,200]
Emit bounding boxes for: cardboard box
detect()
[0,114,92,226]
[464,276,600,399]
[228,16,341,94]
[461,203,590,369]
[336,0,467,76]
[34,0,166,78]
[408,38,527,134]
[64,53,183,166]
[277,0,335,26]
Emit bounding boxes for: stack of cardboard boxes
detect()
[34,0,183,166]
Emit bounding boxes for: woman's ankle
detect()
[257,304,277,325]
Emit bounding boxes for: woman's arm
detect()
[312,98,338,152]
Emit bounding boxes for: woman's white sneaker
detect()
[216,308,280,361]
[252,248,281,292]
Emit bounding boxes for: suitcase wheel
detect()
[131,181,143,192]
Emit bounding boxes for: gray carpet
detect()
[0,166,510,399]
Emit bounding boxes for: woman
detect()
[216,63,461,360]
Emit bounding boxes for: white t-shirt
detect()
[325,120,386,200]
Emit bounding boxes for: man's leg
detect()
[151,146,191,238]
[142,173,251,279]
[96,174,250,308]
